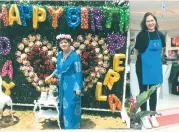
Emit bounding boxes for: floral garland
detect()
[15,34,58,92]
[74,34,110,92]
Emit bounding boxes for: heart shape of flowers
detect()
[15,34,58,92]
[74,34,110,92]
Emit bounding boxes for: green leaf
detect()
[135,84,160,111]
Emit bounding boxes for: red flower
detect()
[130,96,136,112]
[49,64,55,70]
[31,51,35,55]
[45,60,50,65]
[83,62,88,66]
[82,52,89,59]
[39,74,44,79]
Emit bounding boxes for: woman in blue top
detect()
[46,34,83,129]
[134,12,166,129]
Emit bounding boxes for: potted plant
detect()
[130,84,162,129]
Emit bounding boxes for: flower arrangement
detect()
[15,34,58,92]
[16,33,110,93]
[74,34,110,92]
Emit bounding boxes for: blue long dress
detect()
[55,51,83,129]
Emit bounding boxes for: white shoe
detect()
[150,116,160,128]
[141,116,152,129]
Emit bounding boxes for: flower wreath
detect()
[15,34,58,92]
[73,34,110,92]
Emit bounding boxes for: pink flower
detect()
[15,51,22,56]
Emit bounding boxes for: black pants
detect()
[136,72,157,111]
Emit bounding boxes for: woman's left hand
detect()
[75,90,81,95]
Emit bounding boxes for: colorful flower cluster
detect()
[74,34,110,92]
[15,34,58,92]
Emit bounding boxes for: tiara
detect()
[56,34,73,42]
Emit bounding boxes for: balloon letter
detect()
[1,60,13,80]
[33,6,46,29]
[95,82,107,101]
[103,69,120,90]
[0,37,11,55]
[113,54,126,72]
[81,7,89,29]
[48,6,64,29]
[90,8,103,31]
[67,7,80,28]
[18,4,32,26]
[108,94,122,113]
[104,8,118,29]
[9,4,21,25]
[0,4,9,26]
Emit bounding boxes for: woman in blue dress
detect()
[45,34,83,129]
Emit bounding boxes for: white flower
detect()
[98,54,103,59]
[52,57,57,63]
[42,46,48,51]
[28,42,34,47]
[18,43,24,50]
[73,42,80,48]
[98,39,105,45]
[29,72,35,77]
[91,41,98,47]
[24,47,30,53]
[47,43,52,49]
[79,44,85,50]
[95,48,100,54]
[103,50,108,54]
[21,53,27,60]
[22,38,29,45]
[35,41,42,46]
[36,34,41,41]
[48,51,53,56]
[84,40,90,45]
[38,80,44,86]
[98,61,103,66]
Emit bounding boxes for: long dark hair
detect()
[140,12,159,31]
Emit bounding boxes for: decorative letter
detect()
[33,6,46,29]
[9,4,21,25]
[0,4,9,26]
[48,6,64,29]
[103,69,120,90]
[95,82,107,101]
[113,54,126,72]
